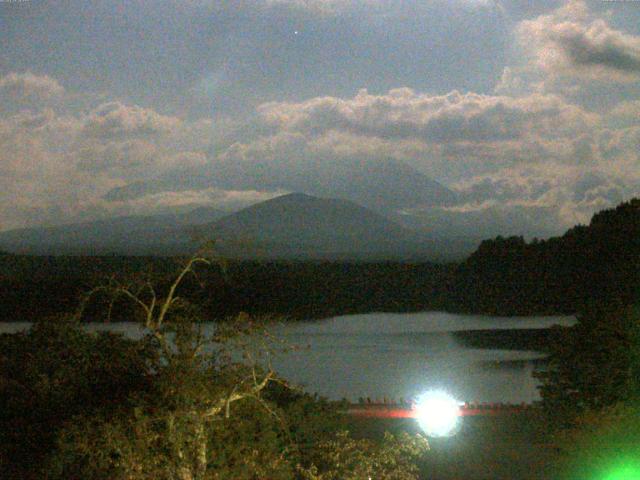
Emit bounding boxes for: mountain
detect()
[195,193,447,260]
[0,207,224,255]
[103,157,458,212]
[291,157,458,212]
[0,193,471,261]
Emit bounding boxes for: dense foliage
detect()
[535,304,640,478]
[0,317,154,479]
[535,304,640,426]
[0,256,429,479]
[0,257,451,322]
[551,402,640,480]
[451,198,640,315]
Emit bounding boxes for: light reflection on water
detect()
[0,312,574,403]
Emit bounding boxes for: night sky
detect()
[1,0,639,235]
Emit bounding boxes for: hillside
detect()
[197,193,439,260]
[0,193,465,261]
[0,208,224,255]
[1,199,639,322]
[448,198,640,314]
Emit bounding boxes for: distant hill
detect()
[448,198,640,315]
[103,157,458,212]
[298,157,458,211]
[195,193,448,260]
[0,208,224,255]
[0,194,469,261]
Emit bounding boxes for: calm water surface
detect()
[1,312,574,404]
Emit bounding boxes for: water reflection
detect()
[0,312,574,403]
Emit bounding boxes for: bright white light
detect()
[414,390,461,437]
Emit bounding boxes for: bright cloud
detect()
[0,72,64,103]
[517,0,640,82]
[1,0,640,236]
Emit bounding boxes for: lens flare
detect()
[603,462,640,480]
[414,390,461,437]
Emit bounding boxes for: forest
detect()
[1,198,639,322]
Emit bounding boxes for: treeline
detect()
[448,198,640,315]
[0,256,452,322]
[1,198,639,321]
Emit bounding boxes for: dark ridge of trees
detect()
[1,198,639,322]
[447,198,640,315]
[0,256,452,322]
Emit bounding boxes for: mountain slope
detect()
[0,193,466,260]
[197,193,436,260]
[0,208,224,255]
[104,157,458,211]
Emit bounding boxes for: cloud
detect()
[76,140,160,176]
[449,164,639,229]
[0,64,638,237]
[258,88,598,144]
[0,78,209,229]
[112,188,286,215]
[104,84,622,232]
[81,102,182,139]
[517,0,640,82]
[609,100,640,125]
[0,72,64,104]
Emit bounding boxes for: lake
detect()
[0,312,574,404]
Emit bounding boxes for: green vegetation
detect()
[534,304,640,478]
[0,316,153,478]
[536,305,640,424]
[0,255,429,479]
[445,199,640,477]
[2,198,640,477]
[551,403,640,480]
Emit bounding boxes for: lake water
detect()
[0,312,575,404]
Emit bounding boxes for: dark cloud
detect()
[558,25,640,73]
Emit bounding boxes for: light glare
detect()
[414,390,461,437]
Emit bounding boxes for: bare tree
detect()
[73,248,287,480]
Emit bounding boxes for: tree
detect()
[535,303,640,427]
[551,403,640,480]
[297,431,429,480]
[49,252,290,480]
[6,251,429,479]
[0,316,153,479]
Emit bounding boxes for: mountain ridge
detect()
[0,193,474,260]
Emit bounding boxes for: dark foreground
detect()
[347,411,559,480]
